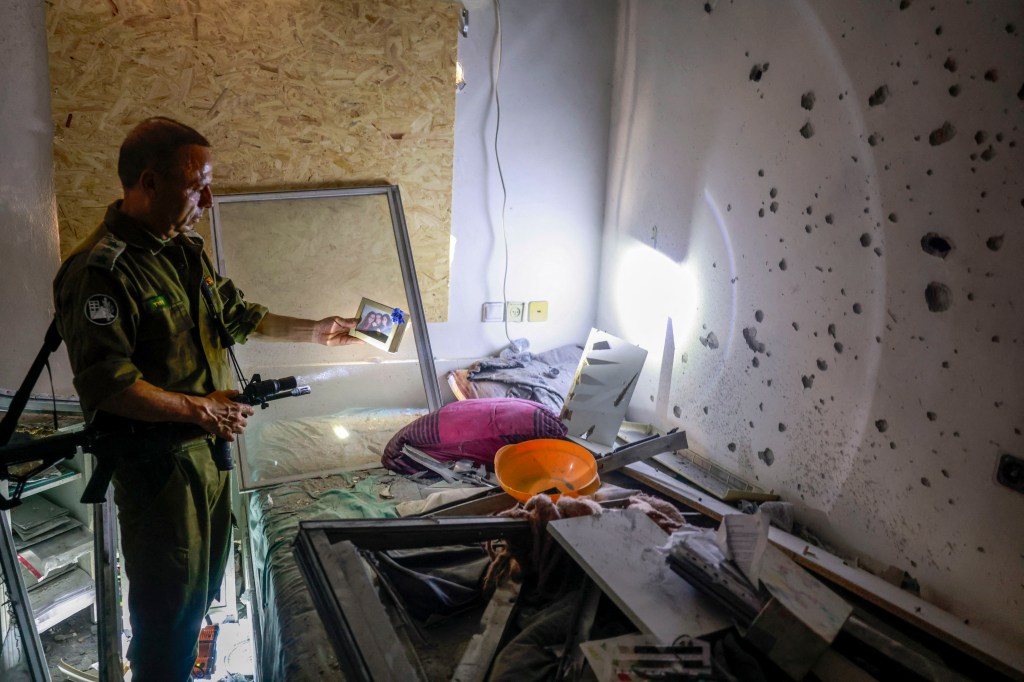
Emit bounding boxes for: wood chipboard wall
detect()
[46,0,457,321]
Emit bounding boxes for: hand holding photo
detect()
[350,297,408,353]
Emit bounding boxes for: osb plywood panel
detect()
[216,192,418,368]
[46,0,457,321]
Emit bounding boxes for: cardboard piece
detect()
[666,513,853,679]
[731,518,853,680]
[581,633,712,681]
[560,329,647,448]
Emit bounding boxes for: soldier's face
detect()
[157,145,213,236]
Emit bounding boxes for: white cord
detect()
[492,0,514,346]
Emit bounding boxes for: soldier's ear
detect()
[138,167,159,194]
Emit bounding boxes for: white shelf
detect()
[23,469,82,499]
[28,565,95,633]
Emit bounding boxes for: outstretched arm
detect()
[254,312,363,346]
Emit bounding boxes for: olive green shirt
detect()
[53,202,268,417]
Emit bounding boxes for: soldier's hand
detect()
[198,389,256,441]
[312,316,364,346]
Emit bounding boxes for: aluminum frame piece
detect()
[293,517,531,682]
[93,497,123,681]
[0,490,51,681]
[209,185,443,492]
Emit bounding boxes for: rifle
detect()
[0,320,310,510]
[0,374,309,510]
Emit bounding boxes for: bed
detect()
[247,471,397,679]
[240,342,585,680]
[242,405,490,680]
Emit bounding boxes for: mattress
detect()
[242,406,426,680]
[247,470,402,680]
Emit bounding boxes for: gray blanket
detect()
[467,344,582,412]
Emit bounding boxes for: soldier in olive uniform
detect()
[53,117,362,681]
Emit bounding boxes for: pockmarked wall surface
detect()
[597,1,1024,648]
[46,0,457,321]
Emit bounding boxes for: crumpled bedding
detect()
[452,343,583,412]
[467,359,568,412]
[248,471,402,681]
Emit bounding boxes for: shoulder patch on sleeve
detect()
[86,233,127,271]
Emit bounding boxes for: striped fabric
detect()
[381,398,567,474]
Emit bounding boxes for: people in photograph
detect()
[356,311,387,342]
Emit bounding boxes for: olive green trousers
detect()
[113,438,231,682]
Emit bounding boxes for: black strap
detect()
[197,263,248,392]
[0,319,63,448]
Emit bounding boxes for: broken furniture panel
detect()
[546,509,731,644]
[623,461,1024,679]
[653,448,779,502]
[450,579,521,682]
[293,517,533,682]
[594,429,689,474]
[560,330,648,451]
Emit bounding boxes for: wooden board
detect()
[653,450,778,502]
[450,580,520,682]
[46,0,457,321]
[547,510,730,644]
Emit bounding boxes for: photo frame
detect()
[350,297,408,353]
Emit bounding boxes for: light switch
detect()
[482,302,504,322]
[528,301,549,322]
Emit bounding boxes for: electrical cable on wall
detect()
[492,0,516,347]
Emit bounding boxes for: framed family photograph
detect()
[350,297,407,353]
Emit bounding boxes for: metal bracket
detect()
[596,429,688,474]
[460,7,469,37]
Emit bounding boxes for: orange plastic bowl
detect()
[494,439,599,503]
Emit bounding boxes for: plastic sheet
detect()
[244,407,425,485]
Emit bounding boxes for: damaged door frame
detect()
[293,517,532,682]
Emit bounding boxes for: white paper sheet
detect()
[716,512,769,585]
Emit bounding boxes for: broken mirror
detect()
[210,186,442,490]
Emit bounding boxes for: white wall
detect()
[597,0,1024,648]
[0,0,73,396]
[427,0,616,362]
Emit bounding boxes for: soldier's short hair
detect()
[117,117,211,189]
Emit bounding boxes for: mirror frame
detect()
[210,185,442,490]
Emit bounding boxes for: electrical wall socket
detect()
[505,301,525,323]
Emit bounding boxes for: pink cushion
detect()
[382,398,567,474]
